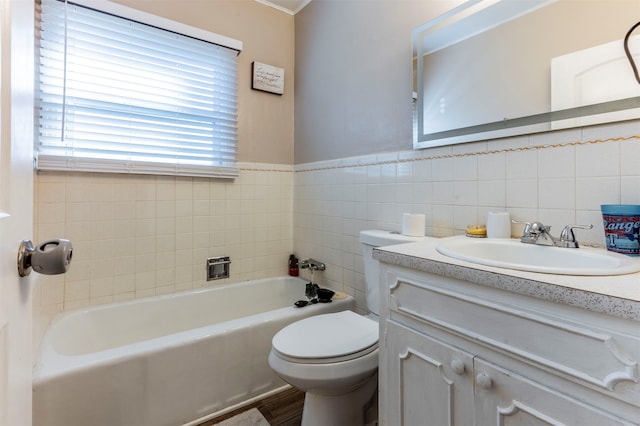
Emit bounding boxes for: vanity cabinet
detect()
[378,265,640,426]
[384,320,474,425]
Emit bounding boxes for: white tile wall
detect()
[32,120,640,346]
[293,121,640,312]
[33,163,294,345]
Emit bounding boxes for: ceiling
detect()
[255,0,312,15]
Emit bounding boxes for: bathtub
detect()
[33,276,354,426]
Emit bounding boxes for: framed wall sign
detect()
[252,61,284,95]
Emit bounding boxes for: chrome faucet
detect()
[299,258,326,271]
[513,220,593,248]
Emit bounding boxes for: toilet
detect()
[268,230,425,426]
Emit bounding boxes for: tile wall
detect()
[32,120,640,344]
[293,121,640,312]
[33,163,294,344]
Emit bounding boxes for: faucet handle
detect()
[528,221,550,234]
[512,220,549,236]
[559,224,593,246]
[511,219,532,234]
[299,258,326,271]
[512,219,539,243]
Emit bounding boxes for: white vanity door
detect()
[384,321,474,426]
[473,358,633,426]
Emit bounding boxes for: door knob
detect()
[451,359,466,375]
[476,372,492,389]
[17,239,73,277]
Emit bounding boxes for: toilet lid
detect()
[272,310,378,362]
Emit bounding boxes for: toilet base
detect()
[301,372,378,426]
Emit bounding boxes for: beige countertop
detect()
[374,236,640,321]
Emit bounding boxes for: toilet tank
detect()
[359,230,427,315]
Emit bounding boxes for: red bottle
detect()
[288,254,299,276]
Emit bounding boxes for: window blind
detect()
[36,0,241,178]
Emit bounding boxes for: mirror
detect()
[413,0,640,149]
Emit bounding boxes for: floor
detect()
[200,387,305,426]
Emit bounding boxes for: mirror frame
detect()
[413,0,640,149]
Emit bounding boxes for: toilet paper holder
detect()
[17,239,73,277]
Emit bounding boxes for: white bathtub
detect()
[33,276,354,426]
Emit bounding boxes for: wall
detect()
[294,0,466,164]
[293,123,640,311]
[112,0,295,165]
[33,165,294,341]
[292,0,640,313]
[33,0,295,347]
[32,0,640,349]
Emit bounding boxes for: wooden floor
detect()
[199,387,305,426]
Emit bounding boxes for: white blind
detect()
[36,0,241,178]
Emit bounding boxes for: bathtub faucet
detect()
[299,258,326,271]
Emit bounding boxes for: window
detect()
[36,0,242,178]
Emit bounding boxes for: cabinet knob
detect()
[476,372,492,389]
[450,359,466,375]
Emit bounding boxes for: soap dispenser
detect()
[288,254,299,276]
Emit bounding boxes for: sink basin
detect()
[436,237,640,276]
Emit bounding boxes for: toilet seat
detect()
[272,310,378,364]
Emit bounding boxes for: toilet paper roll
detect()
[402,213,426,237]
[486,211,511,238]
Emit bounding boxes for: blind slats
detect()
[36,0,241,177]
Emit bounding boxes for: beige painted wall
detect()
[294,0,465,164]
[113,0,295,165]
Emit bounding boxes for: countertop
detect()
[373,236,640,321]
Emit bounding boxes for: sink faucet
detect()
[299,258,326,271]
[514,220,593,248]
